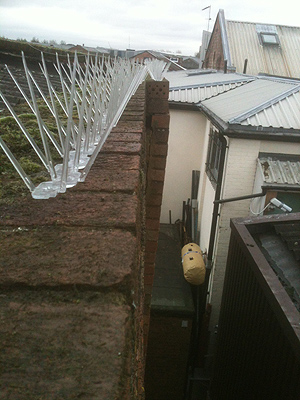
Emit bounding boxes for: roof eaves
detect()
[226,124,300,141]
[199,102,300,141]
[198,102,228,132]
[228,84,300,124]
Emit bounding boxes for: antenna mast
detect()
[202,6,212,31]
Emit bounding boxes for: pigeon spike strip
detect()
[0,52,170,199]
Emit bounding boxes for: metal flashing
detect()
[229,84,300,123]
[219,9,232,66]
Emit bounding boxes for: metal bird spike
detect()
[0,52,167,199]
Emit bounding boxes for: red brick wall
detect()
[203,15,225,70]
[133,51,156,63]
[0,79,170,399]
[143,80,169,353]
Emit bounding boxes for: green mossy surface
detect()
[0,97,70,203]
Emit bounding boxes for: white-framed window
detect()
[205,126,222,186]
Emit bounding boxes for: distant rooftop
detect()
[167,70,254,103]
[209,9,300,78]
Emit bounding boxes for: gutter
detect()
[169,101,199,111]
[199,103,300,142]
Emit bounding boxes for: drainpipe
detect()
[243,59,248,74]
[186,133,227,399]
[202,133,227,314]
[223,60,228,74]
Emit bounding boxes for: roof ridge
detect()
[226,19,300,30]
[169,76,255,91]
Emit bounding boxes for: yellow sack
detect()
[181,243,206,285]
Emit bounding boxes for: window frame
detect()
[205,126,222,187]
[260,33,280,46]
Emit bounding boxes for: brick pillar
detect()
[144,80,170,353]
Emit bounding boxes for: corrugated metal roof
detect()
[169,81,247,103]
[201,77,300,129]
[167,70,254,103]
[244,91,300,128]
[226,20,300,78]
[258,156,300,186]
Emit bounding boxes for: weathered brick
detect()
[0,79,151,400]
[74,169,140,192]
[144,262,155,276]
[146,218,160,231]
[146,180,164,195]
[0,228,136,289]
[152,128,169,144]
[147,99,169,115]
[151,114,170,129]
[146,229,160,242]
[146,193,163,207]
[144,284,153,295]
[0,192,139,229]
[145,240,158,254]
[101,141,142,154]
[146,206,161,220]
[150,143,168,157]
[147,169,165,182]
[145,251,157,264]
[144,274,154,286]
[146,81,169,100]
[0,292,130,400]
[144,294,152,307]
[148,155,167,170]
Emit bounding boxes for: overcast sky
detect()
[1,0,300,56]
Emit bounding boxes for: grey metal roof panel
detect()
[226,20,300,78]
[168,81,247,103]
[167,70,254,103]
[166,70,252,88]
[202,78,300,126]
[244,91,300,128]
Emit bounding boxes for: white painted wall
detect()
[206,137,300,337]
[160,108,207,223]
[162,106,300,361]
[199,178,215,253]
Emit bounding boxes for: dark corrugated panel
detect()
[275,222,300,260]
[211,229,300,400]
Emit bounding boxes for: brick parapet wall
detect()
[143,80,170,353]
[0,79,170,399]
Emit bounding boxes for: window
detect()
[261,33,279,45]
[206,127,222,186]
[256,24,280,47]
